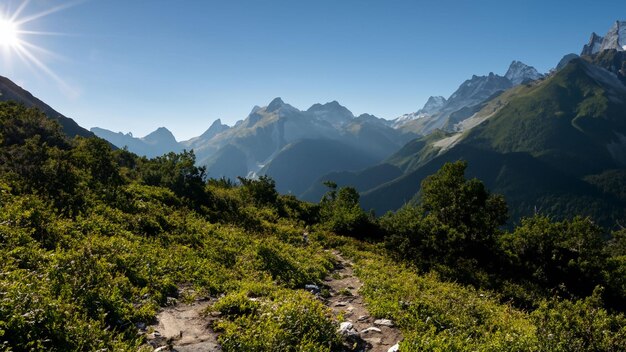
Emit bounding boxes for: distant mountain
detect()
[391,96,446,129]
[91,126,182,158]
[581,21,626,55]
[505,60,544,85]
[181,119,230,150]
[418,96,447,115]
[202,98,415,184]
[307,101,355,128]
[0,75,94,139]
[321,51,626,227]
[393,60,544,136]
[582,33,605,56]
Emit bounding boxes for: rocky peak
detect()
[582,32,605,56]
[581,21,626,56]
[505,60,544,85]
[600,21,626,52]
[142,127,178,144]
[198,119,229,140]
[417,96,446,115]
[307,100,354,127]
[266,97,286,112]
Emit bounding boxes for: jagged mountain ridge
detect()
[393,60,544,135]
[91,126,182,158]
[94,97,417,183]
[582,20,626,55]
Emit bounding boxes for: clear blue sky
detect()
[1,0,624,140]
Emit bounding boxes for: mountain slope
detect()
[260,139,379,195]
[395,61,543,136]
[357,56,626,226]
[0,75,94,139]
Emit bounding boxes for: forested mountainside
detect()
[1,101,626,351]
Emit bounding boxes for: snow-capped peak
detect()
[505,61,544,85]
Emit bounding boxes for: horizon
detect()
[0,0,624,140]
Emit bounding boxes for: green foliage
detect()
[1,102,625,351]
[532,288,626,351]
[344,243,540,351]
[237,175,279,207]
[216,290,340,352]
[501,215,607,300]
[138,150,207,206]
[381,161,508,281]
[319,182,372,236]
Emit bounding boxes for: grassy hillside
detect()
[2,101,626,351]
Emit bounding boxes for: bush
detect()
[216,290,340,352]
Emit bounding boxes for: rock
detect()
[166,297,178,306]
[361,327,382,334]
[374,319,394,327]
[357,315,369,321]
[338,321,367,351]
[335,301,349,307]
[338,322,354,334]
[154,346,169,352]
[388,343,400,352]
[305,284,320,294]
[136,322,147,330]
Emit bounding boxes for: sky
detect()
[0,0,625,140]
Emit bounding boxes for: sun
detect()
[0,18,19,47]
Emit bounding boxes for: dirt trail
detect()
[145,299,221,352]
[143,250,401,352]
[324,251,402,352]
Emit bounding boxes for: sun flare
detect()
[0,18,19,46]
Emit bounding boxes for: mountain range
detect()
[2,19,625,227]
[304,22,626,227]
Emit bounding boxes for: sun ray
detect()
[19,40,68,62]
[9,0,31,22]
[18,30,76,36]
[15,0,84,26]
[1,1,80,98]
[14,43,75,96]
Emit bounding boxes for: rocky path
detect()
[143,251,401,352]
[324,251,402,352]
[144,298,221,352]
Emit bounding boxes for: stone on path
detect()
[362,327,382,334]
[388,343,400,352]
[374,318,395,327]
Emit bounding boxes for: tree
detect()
[319,182,370,236]
[237,175,279,207]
